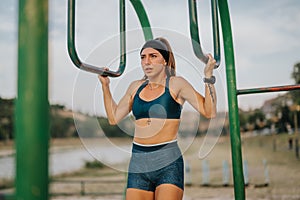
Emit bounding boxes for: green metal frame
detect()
[67,0,126,76]
[67,0,154,77]
[218,1,300,199]
[218,0,246,199]
[188,0,221,68]
[16,0,49,200]
[11,1,300,200]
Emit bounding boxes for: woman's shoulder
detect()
[169,76,190,86]
[129,79,146,88]
[127,79,147,95]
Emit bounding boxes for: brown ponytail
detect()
[156,37,176,77]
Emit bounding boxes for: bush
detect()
[85,160,105,169]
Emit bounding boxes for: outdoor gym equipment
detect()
[67,0,126,76]
[188,0,221,68]
[67,0,154,76]
[10,0,300,200]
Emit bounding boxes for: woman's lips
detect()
[144,67,153,73]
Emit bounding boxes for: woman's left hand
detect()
[204,54,216,77]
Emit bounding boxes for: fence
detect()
[185,159,269,188]
[50,179,126,196]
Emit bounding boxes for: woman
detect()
[98,37,217,200]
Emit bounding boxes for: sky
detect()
[0,0,300,116]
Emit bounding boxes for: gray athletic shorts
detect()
[127,141,184,191]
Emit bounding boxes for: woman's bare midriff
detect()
[133,118,180,145]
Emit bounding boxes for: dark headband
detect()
[140,39,169,62]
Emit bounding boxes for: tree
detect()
[248,109,266,130]
[290,62,300,105]
[0,98,14,141]
[291,62,300,84]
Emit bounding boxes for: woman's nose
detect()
[143,56,151,65]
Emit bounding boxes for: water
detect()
[0,145,131,180]
[0,156,14,179]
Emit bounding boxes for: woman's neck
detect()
[147,74,166,90]
[148,73,166,83]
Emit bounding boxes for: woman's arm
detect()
[177,54,217,118]
[202,54,217,118]
[98,75,138,125]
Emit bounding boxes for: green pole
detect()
[218,0,245,199]
[16,0,49,200]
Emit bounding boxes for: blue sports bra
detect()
[132,77,182,120]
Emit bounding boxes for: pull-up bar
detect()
[66,1,246,199]
[188,0,221,68]
[67,0,126,77]
[67,0,154,76]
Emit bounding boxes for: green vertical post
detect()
[16,0,49,200]
[218,0,245,199]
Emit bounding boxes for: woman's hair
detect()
[141,37,176,79]
[156,37,176,77]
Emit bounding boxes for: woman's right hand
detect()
[204,54,216,78]
[98,68,110,86]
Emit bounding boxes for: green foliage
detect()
[0,97,134,140]
[50,115,75,138]
[97,116,133,138]
[291,62,300,84]
[0,99,78,140]
[85,159,105,169]
[49,104,77,138]
[75,115,101,138]
[290,62,300,105]
[239,109,266,132]
[0,98,14,141]
[0,178,14,190]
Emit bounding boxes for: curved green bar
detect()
[211,0,221,66]
[67,0,126,77]
[129,0,153,41]
[188,0,220,68]
[218,0,246,199]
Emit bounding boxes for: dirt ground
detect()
[48,134,300,200]
[1,134,300,200]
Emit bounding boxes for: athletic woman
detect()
[98,37,217,200]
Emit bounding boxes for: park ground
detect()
[1,133,300,200]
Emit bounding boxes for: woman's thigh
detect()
[126,188,154,200]
[155,184,183,200]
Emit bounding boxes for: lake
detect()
[0,143,132,180]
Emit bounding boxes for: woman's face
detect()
[140,48,166,77]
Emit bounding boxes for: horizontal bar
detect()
[237,84,300,95]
